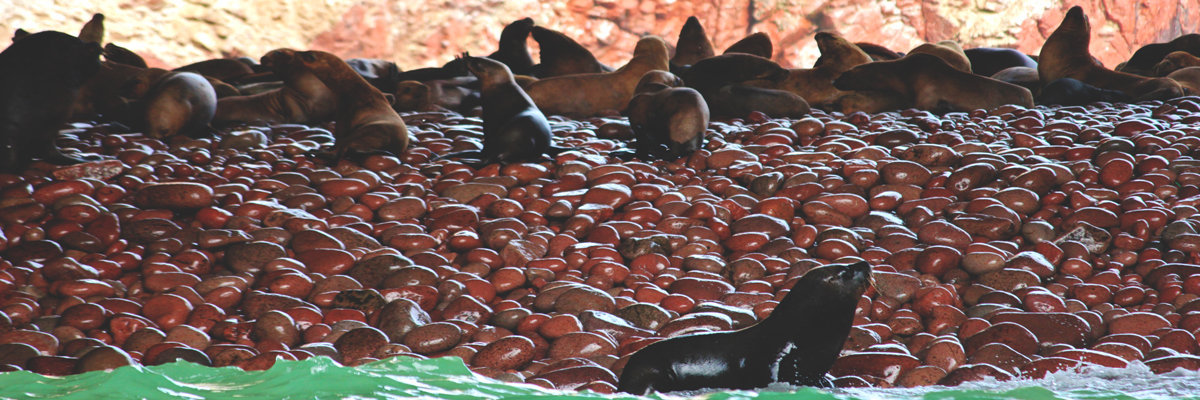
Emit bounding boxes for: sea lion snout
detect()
[842,261,871,281]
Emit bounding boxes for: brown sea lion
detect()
[78,13,104,44]
[530,26,612,78]
[1154,51,1200,77]
[0,31,102,172]
[525,36,670,116]
[618,261,872,395]
[212,48,337,125]
[103,43,147,68]
[834,52,1034,112]
[1117,34,1200,76]
[1040,6,1184,101]
[908,41,971,72]
[440,53,567,166]
[71,61,152,118]
[829,90,910,114]
[137,71,217,138]
[174,58,256,84]
[754,32,872,107]
[964,47,1038,77]
[671,16,715,70]
[990,66,1040,94]
[854,41,902,62]
[1168,67,1200,94]
[392,80,434,112]
[724,32,773,59]
[618,70,708,160]
[680,53,807,117]
[283,50,409,159]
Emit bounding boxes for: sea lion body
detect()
[1037,77,1130,106]
[618,261,872,395]
[103,43,147,68]
[212,48,337,125]
[1168,67,1200,95]
[908,41,971,72]
[442,54,556,165]
[526,36,670,116]
[829,90,910,114]
[0,31,102,172]
[762,32,872,107]
[1118,34,1200,76]
[990,66,1040,94]
[834,53,1033,112]
[283,50,408,159]
[1154,51,1200,77]
[854,42,902,61]
[531,26,612,78]
[1040,6,1184,101]
[681,53,807,117]
[346,58,402,93]
[622,70,708,160]
[175,58,255,84]
[724,32,773,59]
[488,18,535,76]
[140,71,217,138]
[964,47,1038,77]
[392,80,434,112]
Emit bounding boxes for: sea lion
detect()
[530,26,612,78]
[711,84,810,118]
[908,41,971,72]
[1167,67,1200,95]
[833,53,1034,112]
[1036,77,1130,106]
[671,16,715,71]
[11,29,31,43]
[346,58,402,93]
[617,261,872,395]
[853,42,902,62]
[440,53,565,166]
[487,17,535,76]
[212,48,337,125]
[138,71,217,138]
[1040,6,1184,101]
[392,80,434,112]
[525,36,670,117]
[964,47,1038,77]
[1117,34,1200,76]
[829,90,910,114]
[990,66,1040,94]
[1154,51,1200,77]
[755,32,872,107]
[78,13,104,44]
[0,31,102,172]
[284,50,409,159]
[618,70,708,160]
[103,43,148,68]
[174,58,256,84]
[681,52,807,117]
[724,32,773,59]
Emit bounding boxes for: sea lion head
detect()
[457,52,514,86]
[633,36,670,63]
[1154,51,1200,76]
[634,70,682,94]
[813,32,872,70]
[500,17,535,42]
[793,261,872,304]
[6,31,103,85]
[260,48,298,71]
[673,16,715,66]
[392,80,431,112]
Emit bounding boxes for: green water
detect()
[0,356,1197,400]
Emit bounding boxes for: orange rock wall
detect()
[5,0,1199,71]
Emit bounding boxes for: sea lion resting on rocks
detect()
[682,53,809,118]
[964,47,1038,78]
[908,41,971,72]
[1167,67,1200,95]
[281,49,409,159]
[854,42,902,62]
[834,52,1034,113]
[724,32,772,59]
[618,261,872,395]
[1117,34,1200,77]
[0,31,102,172]
[757,32,872,107]
[525,36,670,117]
[137,71,217,139]
[440,53,570,166]
[212,48,337,126]
[990,66,1040,94]
[1036,77,1130,106]
[1040,6,1184,101]
[616,70,709,161]
[1154,51,1200,77]
[346,58,402,93]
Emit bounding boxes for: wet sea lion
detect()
[526,36,670,116]
[1036,77,1130,106]
[757,32,872,107]
[285,50,409,159]
[530,26,612,78]
[0,31,102,172]
[724,32,773,59]
[618,70,708,160]
[138,71,217,138]
[1154,51,1200,77]
[833,53,1034,112]
[618,261,872,395]
[964,47,1037,77]
[671,16,715,71]
[78,13,104,44]
[103,43,147,68]
[908,41,971,72]
[212,48,337,125]
[1117,34,1200,76]
[440,53,566,166]
[1040,6,1184,101]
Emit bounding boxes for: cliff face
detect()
[4,0,1198,71]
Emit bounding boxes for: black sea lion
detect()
[526,36,670,116]
[0,31,102,172]
[346,58,401,93]
[530,26,612,78]
[671,16,715,71]
[78,13,105,44]
[1117,34,1200,76]
[212,48,337,125]
[1036,77,1130,106]
[618,261,872,395]
[1040,6,1184,101]
[488,18,535,76]
[618,70,708,160]
[724,32,773,59]
[440,53,566,166]
[964,47,1038,77]
[834,53,1034,112]
[284,50,409,159]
